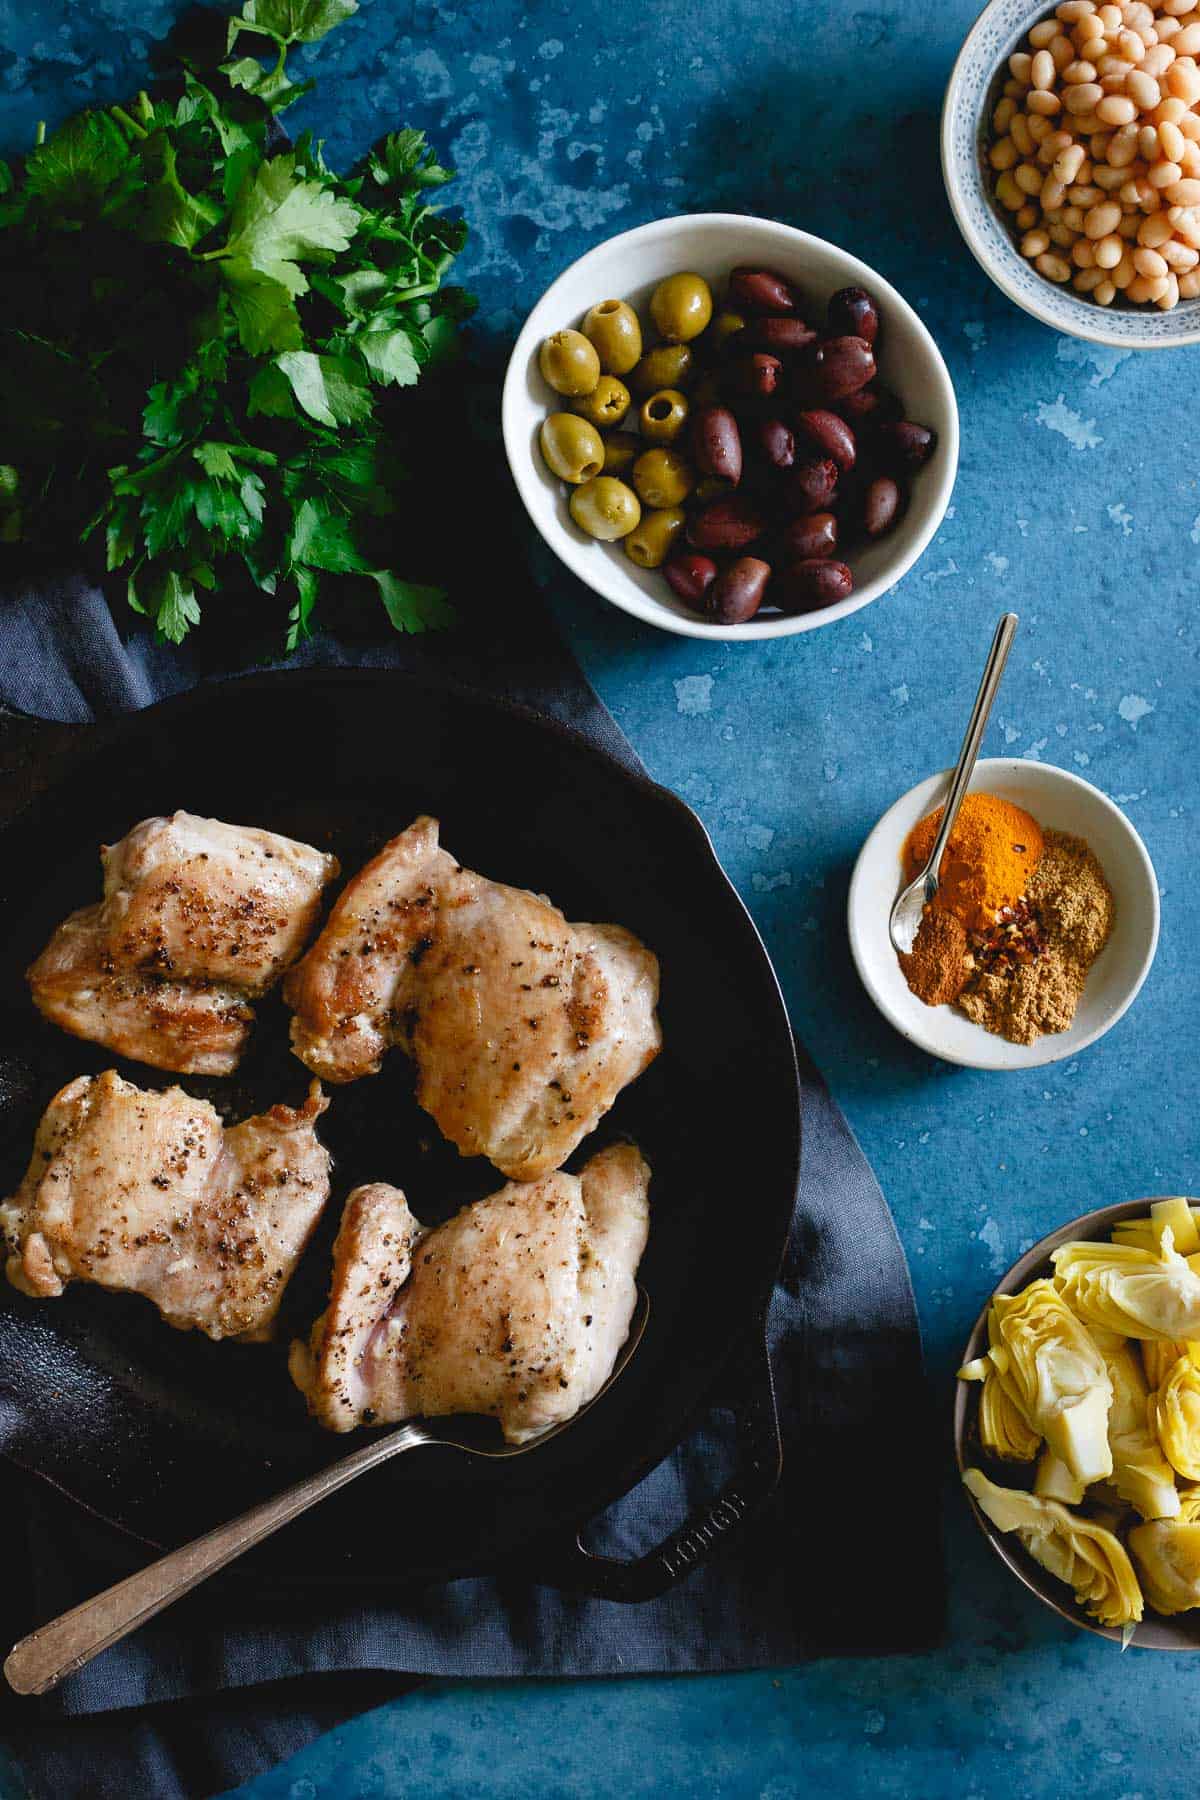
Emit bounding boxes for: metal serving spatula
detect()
[5,1290,650,1697]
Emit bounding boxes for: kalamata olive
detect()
[746,317,817,357]
[861,475,902,538]
[691,405,743,485]
[794,408,857,473]
[837,383,902,426]
[805,335,876,401]
[686,495,767,553]
[728,267,798,314]
[781,457,839,516]
[777,559,854,613]
[663,551,718,607]
[875,420,937,471]
[726,352,782,403]
[758,418,796,469]
[708,556,771,625]
[826,285,880,345]
[781,511,838,560]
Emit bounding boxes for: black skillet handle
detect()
[536,1319,782,1603]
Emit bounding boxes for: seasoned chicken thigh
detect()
[0,1070,331,1341]
[290,1141,650,1442]
[28,812,339,1076]
[284,817,661,1180]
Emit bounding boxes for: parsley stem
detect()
[136,90,152,124]
[111,104,148,141]
[34,121,45,146]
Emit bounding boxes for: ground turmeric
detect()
[902,792,1043,933]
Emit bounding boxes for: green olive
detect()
[602,430,641,476]
[539,328,601,397]
[639,388,689,444]
[571,374,631,430]
[569,476,641,541]
[630,342,695,396]
[625,507,686,569]
[540,412,605,485]
[582,299,643,375]
[649,272,714,343]
[707,308,747,352]
[693,475,734,504]
[632,448,694,510]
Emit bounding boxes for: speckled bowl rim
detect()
[847,757,1161,1070]
[501,212,960,641]
[941,0,1200,348]
[955,1196,1200,1650]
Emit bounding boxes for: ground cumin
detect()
[903,792,1043,933]
[957,830,1114,1045]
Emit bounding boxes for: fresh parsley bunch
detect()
[0,0,474,647]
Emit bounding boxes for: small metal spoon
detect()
[4,1290,650,1698]
[888,612,1019,957]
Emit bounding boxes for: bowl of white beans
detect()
[943,0,1200,344]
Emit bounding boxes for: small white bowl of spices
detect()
[848,758,1160,1069]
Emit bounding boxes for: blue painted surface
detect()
[2,0,1198,1795]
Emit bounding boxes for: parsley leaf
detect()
[274,350,373,424]
[288,495,369,571]
[358,326,421,387]
[371,570,455,634]
[156,569,202,643]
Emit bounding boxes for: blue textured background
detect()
[2,0,1197,1795]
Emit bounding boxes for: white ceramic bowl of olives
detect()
[502,213,960,640]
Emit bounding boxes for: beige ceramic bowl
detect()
[955,1197,1200,1650]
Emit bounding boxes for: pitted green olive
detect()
[639,388,689,445]
[569,476,641,541]
[571,374,631,429]
[649,272,714,343]
[582,299,642,375]
[625,507,686,569]
[539,328,601,397]
[632,448,694,510]
[540,412,605,484]
[602,431,641,476]
[707,308,747,351]
[630,342,695,395]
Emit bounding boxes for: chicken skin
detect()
[284,817,661,1181]
[0,1070,332,1341]
[290,1141,649,1442]
[28,812,339,1076]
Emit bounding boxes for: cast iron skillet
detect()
[0,671,800,1600]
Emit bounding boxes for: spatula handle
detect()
[5,1425,427,1697]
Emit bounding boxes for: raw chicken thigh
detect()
[28,812,339,1076]
[0,1070,331,1341]
[290,1141,650,1442]
[284,817,661,1180]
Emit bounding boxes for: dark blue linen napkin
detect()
[0,565,941,1800]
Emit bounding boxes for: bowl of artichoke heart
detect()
[956,1195,1200,1648]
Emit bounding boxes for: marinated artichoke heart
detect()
[959,1355,1041,1462]
[1053,1230,1200,1343]
[1129,1517,1200,1616]
[1113,1198,1200,1257]
[988,1280,1113,1486]
[1141,1338,1200,1392]
[1034,1449,1086,1506]
[1094,1332,1180,1522]
[964,1469,1143,1629]
[1155,1356,1200,1482]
